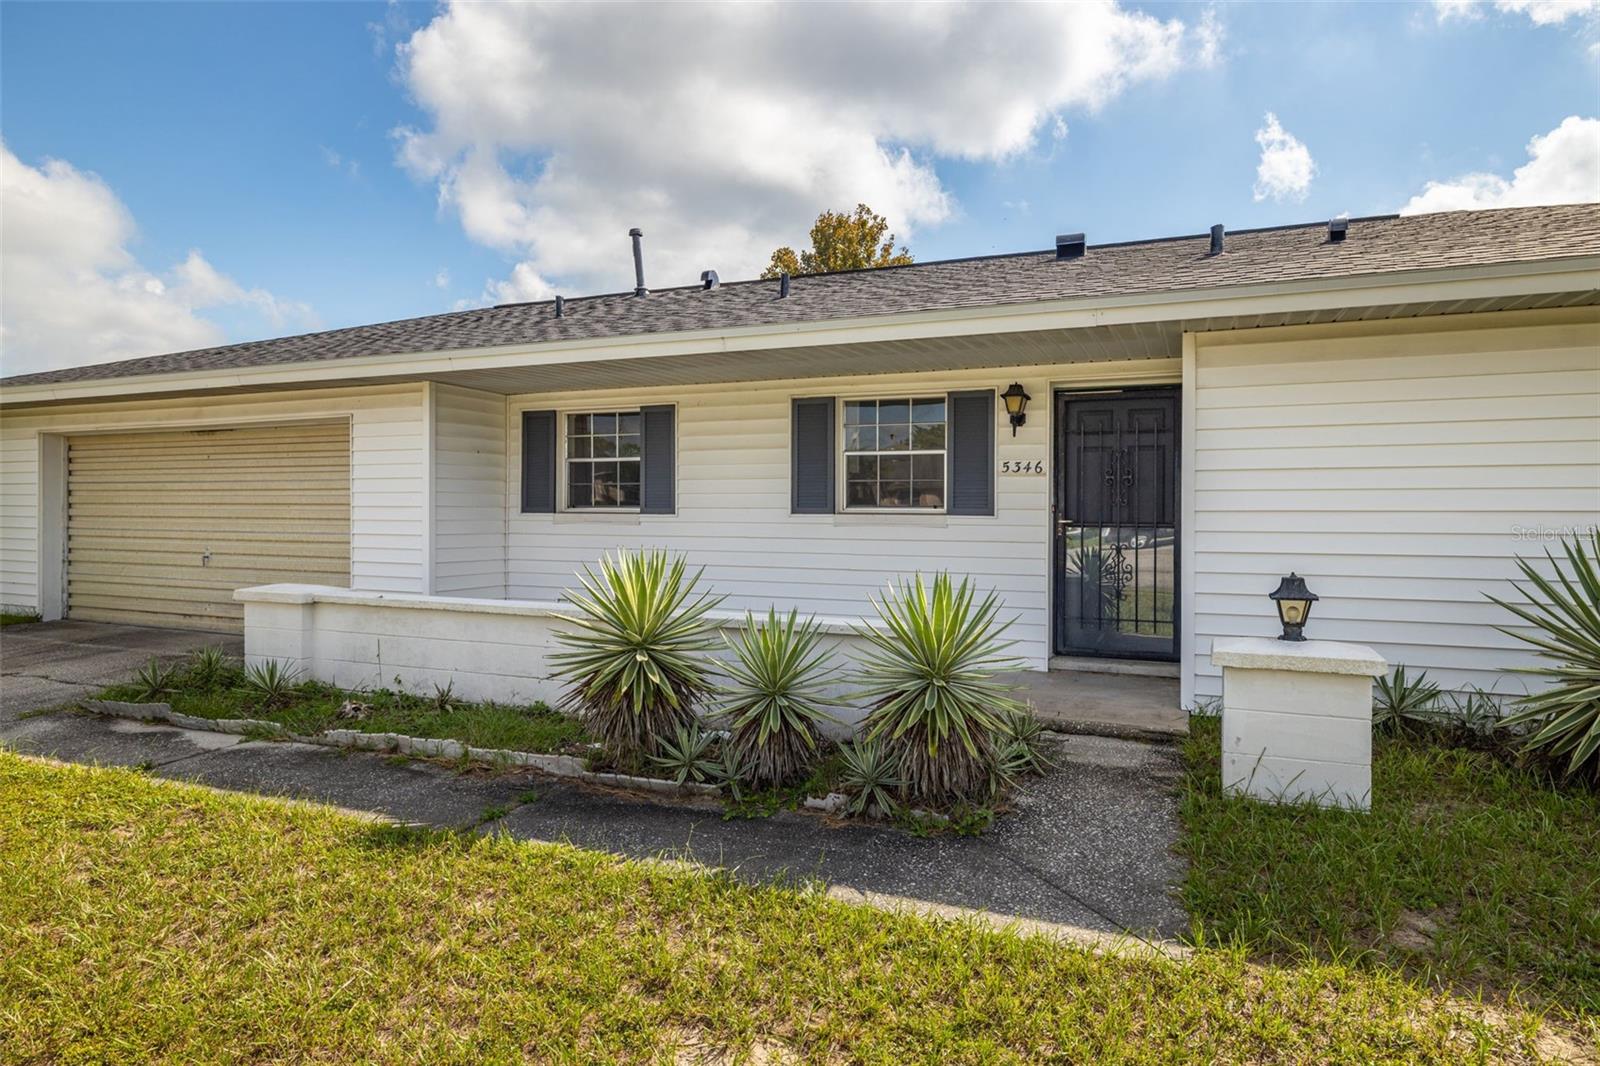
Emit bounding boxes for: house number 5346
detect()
[1000,459,1045,475]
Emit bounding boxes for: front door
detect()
[1053,388,1178,661]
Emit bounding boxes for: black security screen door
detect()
[1054,388,1179,661]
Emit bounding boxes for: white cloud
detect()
[433,268,451,290]
[0,142,315,377]
[1399,115,1600,214]
[320,146,361,181]
[1252,113,1316,202]
[1193,6,1226,67]
[1434,0,1600,24]
[391,1,1216,300]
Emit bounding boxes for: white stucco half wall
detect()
[236,583,885,729]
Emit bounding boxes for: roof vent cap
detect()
[1209,224,1225,256]
[700,269,720,290]
[1055,232,1086,260]
[1328,217,1349,243]
[778,272,791,298]
[554,295,565,318]
[629,227,648,297]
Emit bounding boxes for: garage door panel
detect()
[67,423,352,631]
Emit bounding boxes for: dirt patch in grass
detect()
[1177,715,1600,1022]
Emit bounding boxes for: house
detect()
[1,203,1597,715]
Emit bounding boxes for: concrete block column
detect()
[237,588,319,676]
[1212,637,1386,811]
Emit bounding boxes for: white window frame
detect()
[837,395,949,514]
[559,408,644,512]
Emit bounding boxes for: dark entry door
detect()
[1054,389,1178,661]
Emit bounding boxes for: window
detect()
[842,397,946,509]
[566,411,641,508]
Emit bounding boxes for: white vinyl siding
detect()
[507,359,1181,670]
[431,384,507,597]
[0,384,427,616]
[1188,312,1600,702]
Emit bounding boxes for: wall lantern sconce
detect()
[1269,573,1319,642]
[1001,382,1031,436]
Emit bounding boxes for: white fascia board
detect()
[5,256,1597,408]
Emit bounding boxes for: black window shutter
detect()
[520,409,557,513]
[640,404,675,514]
[791,397,835,514]
[946,390,995,516]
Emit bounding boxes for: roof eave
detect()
[4,255,1597,409]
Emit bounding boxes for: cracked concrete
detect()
[2,619,1189,942]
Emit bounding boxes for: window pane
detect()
[569,434,592,458]
[570,414,590,435]
[845,455,878,480]
[619,413,641,435]
[879,399,910,425]
[879,423,911,450]
[879,481,910,507]
[912,481,944,508]
[844,401,876,426]
[880,455,911,482]
[910,423,945,449]
[568,465,591,508]
[588,461,621,506]
[844,426,872,452]
[591,435,616,458]
[617,480,641,507]
[846,481,878,507]
[592,413,617,435]
[618,434,641,458]
[913,399,945,424]
[912,454,943,481]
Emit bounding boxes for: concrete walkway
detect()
[1,620,1189,942]
[1,620,242,722]
[1004,669,1187,740]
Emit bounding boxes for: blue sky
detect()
[2,1,1597,375]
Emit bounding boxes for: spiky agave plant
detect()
[133,657,179,701]
[837,738,902,816]
[853,573,1025,808]
[649,723,721,786]
[551,550,723,767]
[243,658,300,708]
[1372,664,1442,733]
[718,608,840,789]
[1488,530,1600,778]
[185,645,237,693]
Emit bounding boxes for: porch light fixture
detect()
[1269,573,1319,642]
[1001,382,1031,436]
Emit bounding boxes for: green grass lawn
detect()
[0,610,40,626]
[1178,715,1600,1021]
[98,662,588,755]
[2,754,1589,1064]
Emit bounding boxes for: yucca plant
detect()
[1488,530,1600,778]
[185,645,237,693]
[552,550,723,766]
[837,738,902,816]
[853,573,1024,808]
[997,705,1055,777]
[1372,664,1442,733]
[717,608,840,789]
[243,659,300,709]
[133,657,179,701]
[649,723,721,786]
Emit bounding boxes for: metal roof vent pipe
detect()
[1055,232,1086,259]
[629,227,648,297]
[779,272,791,298]
[554,295,565,318]
[1209,224,1225,256]
[1328,217,1349,243]
[700,270,720,290]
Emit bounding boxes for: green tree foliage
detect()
[761,204,914,278]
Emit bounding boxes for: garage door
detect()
[66,422,351,631]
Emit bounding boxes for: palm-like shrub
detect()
[552,550,723,766]
[854,573,1024,808]
[718,608,839,788]
[1372,665,1441,733]
[243,659,300,708]
[1489,531,1600,778]
[133,657,179,701]
[649,723,720,786]
[837,738,902,816]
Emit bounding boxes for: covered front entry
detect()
[64,422,352,631]
[1052,387,1179,662]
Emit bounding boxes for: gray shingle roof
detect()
[6,203,1598,388]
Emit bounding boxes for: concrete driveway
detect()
[0,619,242,722]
